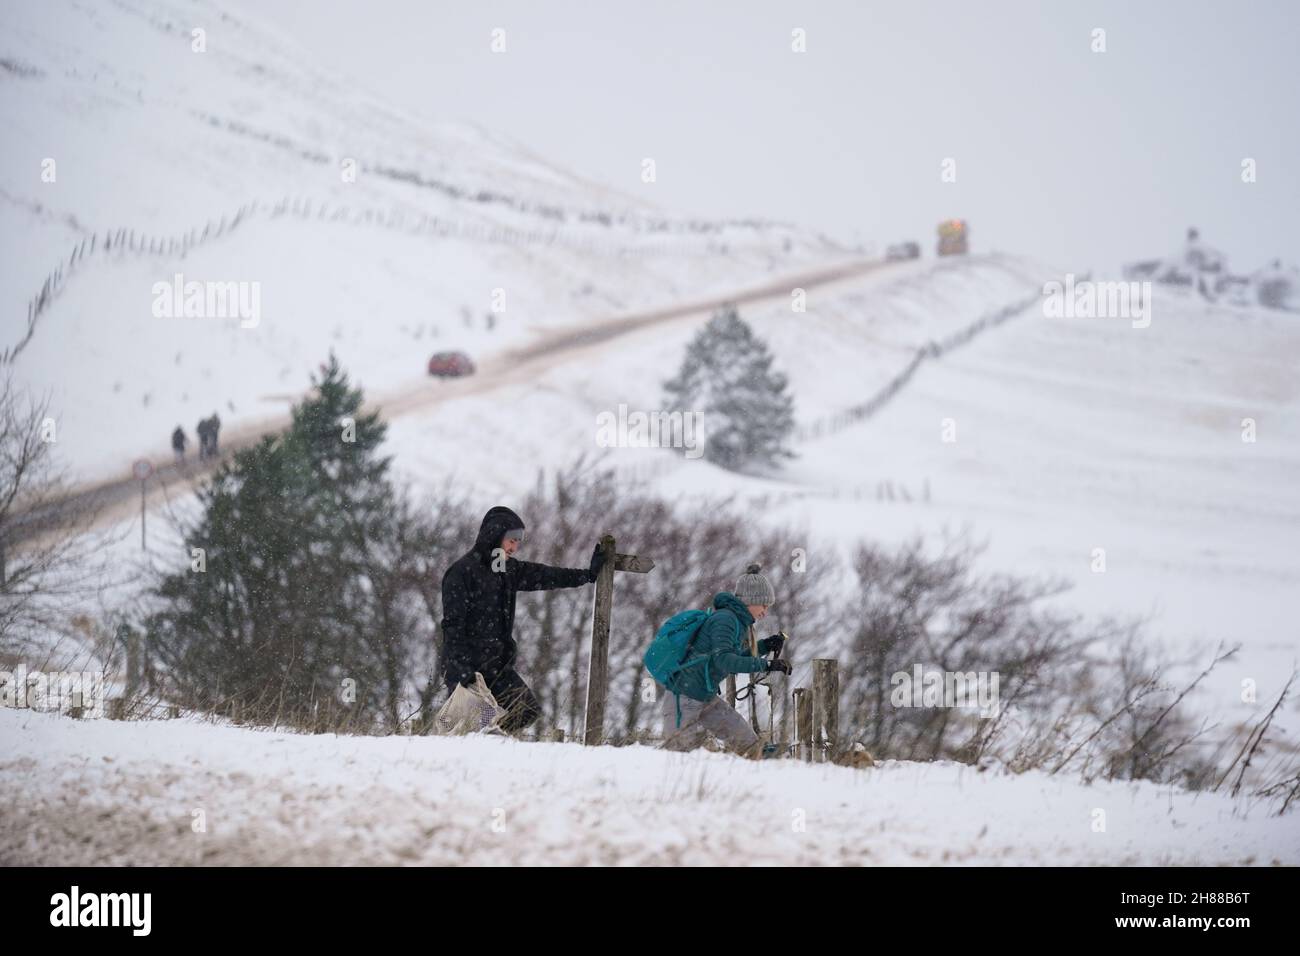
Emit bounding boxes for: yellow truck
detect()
[937,219,969,256]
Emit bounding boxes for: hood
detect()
[712,591,755,628]
[472,506,526,559]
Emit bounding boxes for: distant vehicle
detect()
[937,219,969,256]
[427,351,475,378]
[886,241,921,262]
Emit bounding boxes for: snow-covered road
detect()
[2,709,1294,866]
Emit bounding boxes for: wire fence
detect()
[599,280,1072,505]
[5,194,812,365]
[793,281,1068,443]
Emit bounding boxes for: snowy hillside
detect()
[4,708,1294,866]
[2,0,843,480]
[768,281,1300,711]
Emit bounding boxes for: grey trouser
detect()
[659,687,760,756]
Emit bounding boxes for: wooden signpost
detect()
[582,533,654,745]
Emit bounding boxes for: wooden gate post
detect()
[582,534,655,745]
[812,658,840,762]
[793,687,812,762]
[583,535,617,745]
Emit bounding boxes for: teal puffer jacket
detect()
[671,591,768,702]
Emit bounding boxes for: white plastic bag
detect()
[434,672,506,736]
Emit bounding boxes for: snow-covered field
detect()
[3,708,1295,866]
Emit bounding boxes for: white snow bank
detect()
[2,709,1294,865]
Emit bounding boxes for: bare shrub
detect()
[0,376,123,662]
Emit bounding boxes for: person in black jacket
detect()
[440,506,604,732]
[196,417,211,461]
[171,425,187,464]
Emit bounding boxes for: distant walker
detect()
[196,412,222,461]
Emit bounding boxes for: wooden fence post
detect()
[793,688,812,762]
[126,629,141,698]
[582,534,616,745]
[813,659,840,762]
[582,535,655,745]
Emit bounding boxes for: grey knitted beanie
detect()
[734,562,775,606]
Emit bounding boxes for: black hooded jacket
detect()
[439,506,592,687]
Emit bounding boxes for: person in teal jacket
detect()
[660,564,791,758]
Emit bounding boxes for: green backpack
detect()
[643,608,713,728]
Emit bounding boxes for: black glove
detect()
[758,633,786,656]
[587,543,606,581]
[766,659,792,675]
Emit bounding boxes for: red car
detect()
[427,351,475,378]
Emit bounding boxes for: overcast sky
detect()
[228,0,1299,274]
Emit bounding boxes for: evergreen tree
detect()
[146,355,433,728]
[662,305,796,471]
